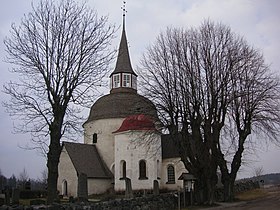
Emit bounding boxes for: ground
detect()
[191,185,280,210]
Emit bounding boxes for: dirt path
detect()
[198,186,280,210]
[227,186,280,210]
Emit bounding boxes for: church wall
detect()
[114,131,162,192]
[83,118,124,168]
[160,158,187,191]
[88,178,112,195]
[58,146,78,197]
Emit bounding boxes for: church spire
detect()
[110,1,137,93]
[122,1,126,31]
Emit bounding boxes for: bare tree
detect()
[3,0,116,203]
[139,20,280,204]
[18,168,29,188]
[253,166,264,178]
[217,43,280,201]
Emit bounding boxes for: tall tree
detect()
[139,20,280,204]
[3,0,116,203]
[217,44,280,201]
[18,168,29,188]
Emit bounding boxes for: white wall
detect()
[83,118,124,168]
[88,178,112,195]
[114,130,162,192]
[58,146,78,197]
[58,145,114,196]
[160,157,187,191]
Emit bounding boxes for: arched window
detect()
[157,160,160,179]
[120,160,126,179]
[167,165,175,184]
[139,160,148,179]
[62,180,68,196]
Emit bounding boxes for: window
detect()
[113,74,120,88]
[139,160,148,179]
[123,73,131,87]
[167,165,175,184]
[92,133,97,144]
[62,180,68,196]
[120,160,126,179]
[157,160,160,179]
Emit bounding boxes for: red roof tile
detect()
[114,114,157,133]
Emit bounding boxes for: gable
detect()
[63,142,113,179]
[161,134,180,159]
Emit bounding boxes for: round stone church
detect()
[57,16,187,197]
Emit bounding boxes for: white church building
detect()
[57,15,187,197]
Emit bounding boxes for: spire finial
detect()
[121,1,127,30]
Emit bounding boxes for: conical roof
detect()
[110,22,137,77]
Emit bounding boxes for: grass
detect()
[235,188,268,201]
[19,198,46,206]
[178,188,268,210]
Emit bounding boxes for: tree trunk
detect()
[206,168,218,205]
[223,177,235,202]
[194,177,206,204]
[47,138,62,203]
[46,118,63,204]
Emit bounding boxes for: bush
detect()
[20,190,47,199]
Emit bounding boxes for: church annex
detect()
[57,13,187,197]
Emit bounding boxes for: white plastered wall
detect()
[83,118,124,168]
[160,157,188,191]
[88,178,112,195]
[58,146,78,197]
[114,130,162,192]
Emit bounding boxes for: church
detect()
[57,13,187,197]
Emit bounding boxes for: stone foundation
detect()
[0,193,177,210]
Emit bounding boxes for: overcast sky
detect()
[0,0,280,180]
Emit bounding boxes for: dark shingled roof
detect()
[63,142,113,179]
[85,91,158,123]
[161,134,180,159]
[178,173,197,180]
[110,26,137,77]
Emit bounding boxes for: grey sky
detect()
[0,0,280,179]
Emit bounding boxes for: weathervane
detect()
[121,1,127,28]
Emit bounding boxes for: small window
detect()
[93,133,97,144]
[167,165,175,184]
[113,74,120,88]
[123,73,131,87]
[157,160,160,179]
[120,160,126,179]
[139,160,148,179]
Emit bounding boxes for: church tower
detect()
[83,4,158,170]
[58,3,188,197]
[110,10,137,93]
